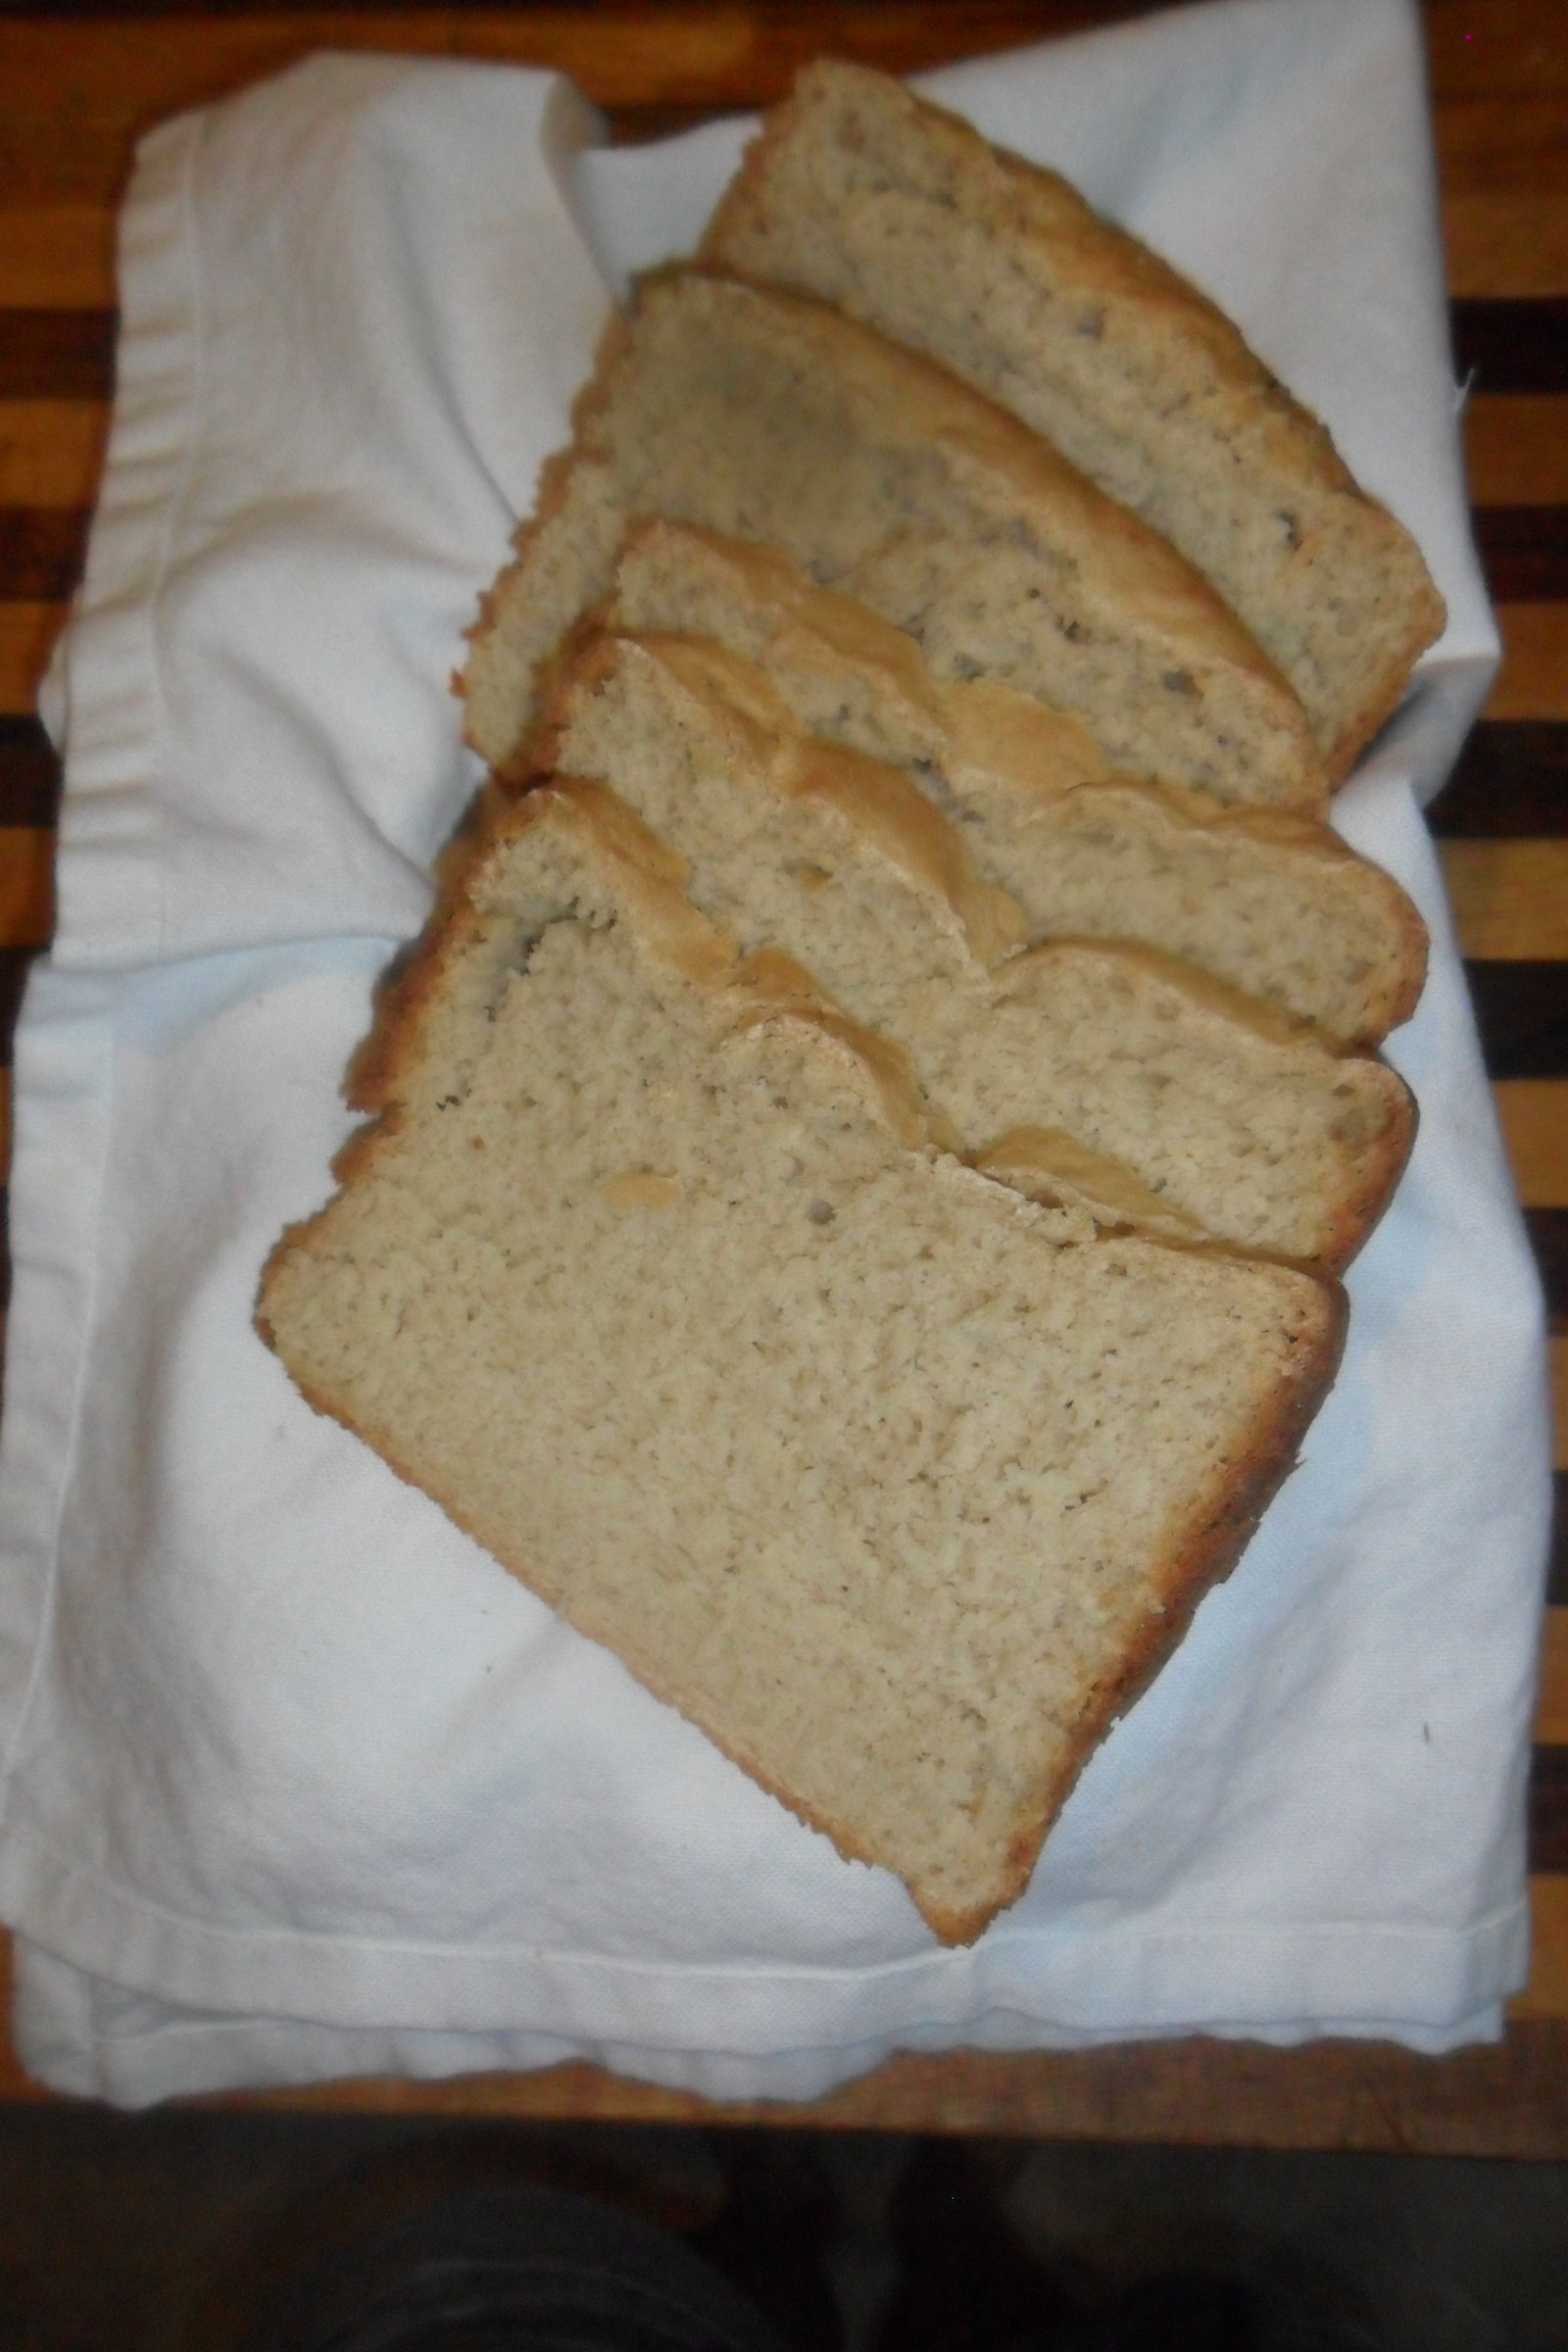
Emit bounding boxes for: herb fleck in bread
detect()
[523,628,1415,1267]
[463,270,1328,815]
[703,59,1446,777]
[258,779,1344,1941]
[606,522,1429,1045]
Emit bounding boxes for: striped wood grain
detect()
[1494,1083,1568,1201]
[0,0,1564,2132]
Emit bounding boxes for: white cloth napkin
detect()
[0,0,1552,2109]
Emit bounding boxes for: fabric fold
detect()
[0,0,1549,2109]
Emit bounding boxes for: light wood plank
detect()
[0,607,63,716]
[1446,193,1568,297]
[1443,841,1568,960]
[1487,608,1568,720]
[0,403,106,510]
[1511,1876,1568,2021]
[1538,1608,1568,1747]
[0,828,53,951]
[1465,396,1568,506]
[0,208,116,310]
[1494,1081,1568,1206]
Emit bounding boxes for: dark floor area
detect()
[1,2101,1566,2352]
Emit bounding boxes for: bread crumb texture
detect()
[702,60,1446,776]
[527,628,1414,1267]
[607,523,1428,1044]
[260,787,1343,1940]
[464,270,1328,816]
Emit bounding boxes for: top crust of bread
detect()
[521,625,1416,1269]
[604,520,1430,1045]
[703,59,1446,776]
[461,269,1329,816]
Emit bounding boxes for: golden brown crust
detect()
[950,1261,1348,1943]
[685,265,1314,714]
[645,631,1029,970]
[970,1124,1208,1242]
[1319,596,1448,784]
[461,263,1332,811]
[994,937,1417,1271]
[457,298,641,775]
[602,522,1427,1042]
[611,517,1113,794]
[1004,932,1348,1054]
[710,62,1350,505]
[1315,1067,1419,1275]
[524,625,1029,975]
[704,61,1446,781]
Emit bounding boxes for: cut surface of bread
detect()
[607,523,1429,1045]
[524,629,1415,1267]
[258,780,1344,1941]
[702,59,1446,777]
[463,270,1327,816]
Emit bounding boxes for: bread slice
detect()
[462,269,1328,816]
[702,59,1446,778]
[523,628,1415,1268]
[606,522,1429,1045]
[258,777,1345,1941]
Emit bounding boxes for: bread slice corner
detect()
[259,766,1346,1941]
[703,58,1445,778]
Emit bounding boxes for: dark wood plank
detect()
[0,718,61,830]
[1533,1743,1568,1874]
[1452,298,1568,395]
[0,947,37,1065]
[0,0,1184,29]
[1466,960,1568,1079]
[1526,1206,1568,1331]
[0,313,115,402]
[1474,507,1568,605]
[0,511,89,606]
[1429,721,1568,838]
[1550,1474,1566,1607]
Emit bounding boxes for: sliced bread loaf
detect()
[524,628,1415,1268]
[463,270,1328,815]
[606,522,1429,1045]
[702,59,1446,777]
[258,777,1344,1941]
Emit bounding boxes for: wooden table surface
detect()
[1,0,1565,2150]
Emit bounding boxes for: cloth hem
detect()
[0,1819,1531,2052]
